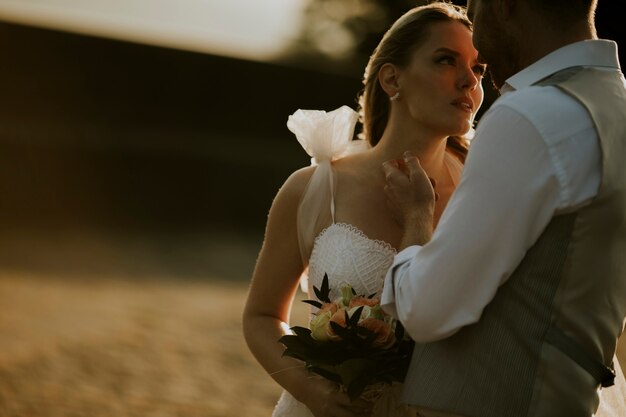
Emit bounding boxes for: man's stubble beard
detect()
[485,35,520,93]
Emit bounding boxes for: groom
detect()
[381,0,626,416]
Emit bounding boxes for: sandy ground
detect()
[3,231,623,417]
[0,269,308,417]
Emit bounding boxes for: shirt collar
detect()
[502,39,620,92]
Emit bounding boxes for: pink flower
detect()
[325,308,348,341]
[318,302,340,315]
[348,296,380,309]
[359,318,396,349]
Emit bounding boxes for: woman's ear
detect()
[378,63,401,98]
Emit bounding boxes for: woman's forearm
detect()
[243,313,312,404]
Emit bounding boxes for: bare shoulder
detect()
[279,165,317,199]
[332,151,379,185]
[277,151,371,207]
[284,165,317,190]
[269,165,318,214]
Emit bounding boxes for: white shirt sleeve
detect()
[382,104,564,342]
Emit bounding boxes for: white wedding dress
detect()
[272,220,414,417]
[271,106,626,417]
[271,106,416,417]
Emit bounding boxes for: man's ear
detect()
[378,63,401,98]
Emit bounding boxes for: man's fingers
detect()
[403,151,430,186]
[382,160,406,184]
[402,151,421,173]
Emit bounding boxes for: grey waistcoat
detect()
[403,67,626,417]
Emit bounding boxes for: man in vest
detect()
[381,0,626,416]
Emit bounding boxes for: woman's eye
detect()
[437,56,455,65]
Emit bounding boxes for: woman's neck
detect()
[368,120,450,185]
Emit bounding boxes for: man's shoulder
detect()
[494,84,573,115]
[489,85,594,140]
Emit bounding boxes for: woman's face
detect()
[397,21,485,137]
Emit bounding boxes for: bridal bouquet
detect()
[279,274,414,400]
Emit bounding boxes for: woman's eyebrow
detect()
[433,47,460,56]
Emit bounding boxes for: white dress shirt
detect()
[381,40,621,342]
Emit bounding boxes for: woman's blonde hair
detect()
[357,2,472,161]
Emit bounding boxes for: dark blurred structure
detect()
[0,23,362,237]
[0,22,364,278]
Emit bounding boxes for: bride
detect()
[242,1,626,416]
[243,3,485,417]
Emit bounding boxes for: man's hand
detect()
[382,151,437,248]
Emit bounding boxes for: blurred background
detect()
[0,0,622,416]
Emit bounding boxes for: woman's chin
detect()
[450,120,472,137]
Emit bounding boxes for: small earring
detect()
[390,91,400,101]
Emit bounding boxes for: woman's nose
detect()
[458,66,479,90]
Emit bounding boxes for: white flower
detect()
[310,311,333,341]
[349,305,373,321]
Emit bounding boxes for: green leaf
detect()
[313,274,332,303]
[279,336,310,353]
[320,273,331,302]
[308,365,342,384]
[329,321,351,339]
[302,300,323,309]
[291,326,313,338]
[281,349,306,361]
[366,305,382,320]
[348,306,363,327]
[333,357,375,395]
[355,325,376,344]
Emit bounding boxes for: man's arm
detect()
[381,105,564,342]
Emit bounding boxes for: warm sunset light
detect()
[1,1,623,416]
[0,0,307,61]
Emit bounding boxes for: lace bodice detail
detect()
[307,223,396,299]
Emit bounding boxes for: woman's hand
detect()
[302,376,373,417]
[382,151,437,248]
